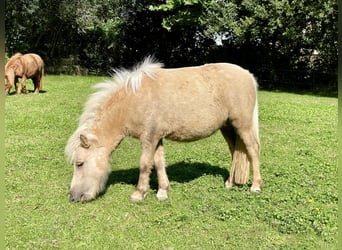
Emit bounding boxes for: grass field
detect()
[5,75,337,249]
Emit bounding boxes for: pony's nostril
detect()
[69,194,75,203]
[69,192,79,203]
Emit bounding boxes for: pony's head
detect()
[5,55,22,94]
[4,67,15,94]
[66,132,110,202]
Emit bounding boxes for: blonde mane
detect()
[65,56,163,162]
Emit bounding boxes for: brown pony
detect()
[5,53,44,95]
[65,57,262,203]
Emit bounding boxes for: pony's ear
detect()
[80,133,98,148]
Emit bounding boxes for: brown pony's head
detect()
[5,54,23,94]
[68,132,110,202]
[4,67,15,94]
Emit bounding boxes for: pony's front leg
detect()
[130,147,154,202]
[154,140,169,201]
[14,78,20,95]
[21,76,28,94]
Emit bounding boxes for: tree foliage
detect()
[5,0,337,89]
[150,0,337,88]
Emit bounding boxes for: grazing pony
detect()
[5,53,44,95]
[65,57,262,203]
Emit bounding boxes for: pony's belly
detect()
[165,133,214,142]
[164,122,222,142]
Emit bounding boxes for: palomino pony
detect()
[65,57,262,203]
[5,53,44,95]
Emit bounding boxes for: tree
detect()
[151,0,338,88]
[5,0,123,71]
[108,0,214,68]
[5,0,41,55]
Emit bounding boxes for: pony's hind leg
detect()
[33,77,40,94]
[154,140,170,201]
[14,78,21,95]
[21,76,28,94]
[220,125,236,158]
[238,128,262,192]
[222,126,250,189]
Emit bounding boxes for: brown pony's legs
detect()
[154,140,169,201]
[33,77,40,94]
[21,76,28,94]
[14,77,20,95]
[4,83,11,95]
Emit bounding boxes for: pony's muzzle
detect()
[69,190,95,203]
[69,191,83,203]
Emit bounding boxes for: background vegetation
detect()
[5,0,337,90]
[5,76,337,249]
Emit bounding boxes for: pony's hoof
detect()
[251,186,261,193]
[156,189,168,201]
[225,180,233,189]
[251,179,262,192]
[130,190,146,203]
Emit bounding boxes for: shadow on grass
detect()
[6,89,47,96]
[106,161,229,190]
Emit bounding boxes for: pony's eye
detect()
[76,162,84,167]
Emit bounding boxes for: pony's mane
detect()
[65,56,163,162]
[5,53,23,70]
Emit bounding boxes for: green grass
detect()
[5,76,337,249]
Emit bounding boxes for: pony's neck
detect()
[90,98,127,155]
[91,124,125,156]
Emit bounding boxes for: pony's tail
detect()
[229,76,259,185]
[230,135,250,184]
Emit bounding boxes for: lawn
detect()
[5,75,337,249]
